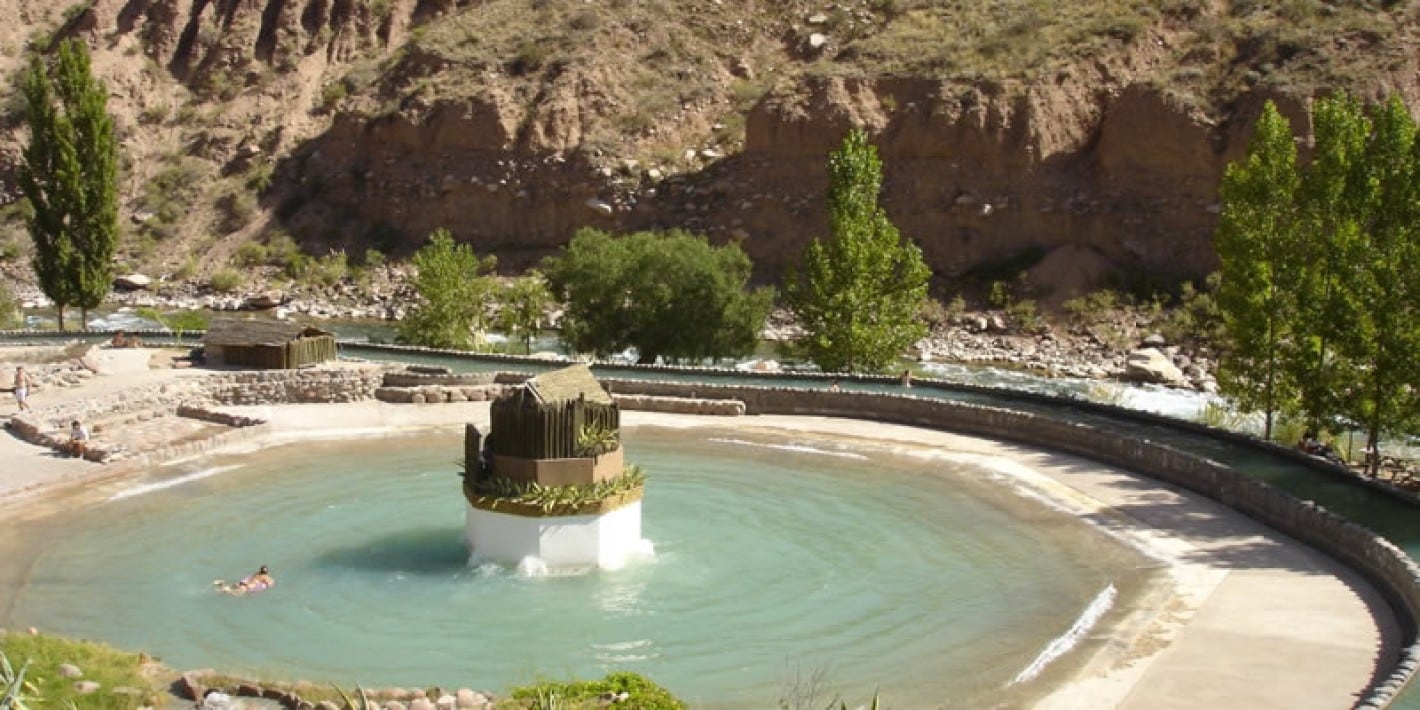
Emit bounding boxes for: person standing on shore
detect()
[13,365,31,412]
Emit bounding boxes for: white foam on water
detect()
[108,465,243,502]
[708,437,868,460]
[1010,583,1117,685]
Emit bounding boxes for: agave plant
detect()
[331,682,373,710]
[574,423,620,458]
[473,466,646,512]
[0,650,37,710]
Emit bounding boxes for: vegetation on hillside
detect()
[1215,95,1420,469]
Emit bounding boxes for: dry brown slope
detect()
[0,0,1417,300]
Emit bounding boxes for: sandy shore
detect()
[0,358,1400,708]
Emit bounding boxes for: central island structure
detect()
[461,364,649,572]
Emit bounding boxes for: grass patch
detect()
[1,631,162,709]
[504,671,685,709]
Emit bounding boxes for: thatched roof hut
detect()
[489,364,619,460]
[203,319,336,369]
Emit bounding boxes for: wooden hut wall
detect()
[491,398,619,459]
[226,343,289,369]
[287,335,336,368]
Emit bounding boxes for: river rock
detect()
[584,198,614,216]
[245,291,285,309]
[115,274,153,290]
[174,673,208,700]
[409,699,435,710]
[72,680,101,694]
[1142,332,1167,347]
[58,662,83,678]
[455,689,482,709]
[1124,348,1189,387]
[435,695,457,710]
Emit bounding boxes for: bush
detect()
[235,241,269,267]
[210,268,242,292]
[0,281,20,328]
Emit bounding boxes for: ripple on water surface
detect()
[8,428,1150,706]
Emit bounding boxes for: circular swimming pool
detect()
[3,426,1152,706]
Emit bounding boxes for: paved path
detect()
[0,347,207,499]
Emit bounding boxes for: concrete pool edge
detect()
[0,360,1411,707]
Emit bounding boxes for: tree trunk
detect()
[80,306,89,331]
[56,305,66,332]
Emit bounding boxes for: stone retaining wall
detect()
[612,394,745,416]
[204,367,386,405]
[375,384,510,404]
[382,371,497,388]
[599,378,1420,708]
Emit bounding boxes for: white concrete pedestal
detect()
[465,501,649,571]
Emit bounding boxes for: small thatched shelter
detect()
[486,363,620,463]
[203,319,336,369]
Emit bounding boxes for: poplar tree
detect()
[17,40,118,331]
[1291,95,1369,434]
[1214,102,1302,439]
[1340,96,1420,474]
[786,128,930,373]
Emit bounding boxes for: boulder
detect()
[455,689,482,709]
[1143,333,1167,347]
[174,675,207,701]
[58,663,83,678]
[409,699,435,710]
[72,680,101,694]
[114,274,152,291]
[584,198,614,216]
[245,291,285,309]
[435,695,457,710]
[1124,348,1189,387]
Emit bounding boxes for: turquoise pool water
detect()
[3,427,1150,706]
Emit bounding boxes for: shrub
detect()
[0,281,20,328]
[235,241,268,267]
[210,268,242,292]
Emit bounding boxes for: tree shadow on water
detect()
[312,526,469,577]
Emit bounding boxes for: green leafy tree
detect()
[1290,95,1370,434]
[542,228,773,364]
[494,270,554,354]
[785,128,930,373]
[398,229,497,350]
[1336,96,1420,472]
[1214,102,1302,440]
[16,40,118,331]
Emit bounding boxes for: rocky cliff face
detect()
[281,72,1312,291]
[0,0,1414,299]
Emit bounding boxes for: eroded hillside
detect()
[1,0,1417,300]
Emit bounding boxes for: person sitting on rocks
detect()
[66,420,90,459]
[216,565,275,595]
